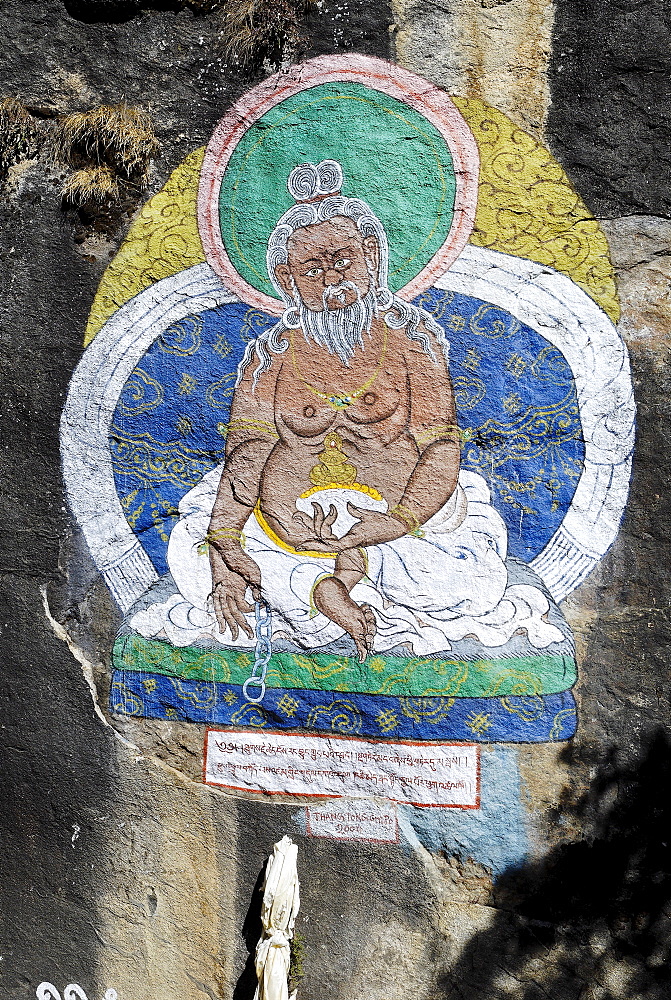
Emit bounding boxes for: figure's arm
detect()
[208,361,280,637]
[393,333,460,526]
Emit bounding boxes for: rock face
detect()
[393,0,554,137]
[2,2,670,999]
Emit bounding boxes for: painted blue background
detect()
[109,290,584,575]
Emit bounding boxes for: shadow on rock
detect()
[233,862,266,1000]
[433,728,671,999]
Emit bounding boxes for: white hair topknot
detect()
[287,160,343,202]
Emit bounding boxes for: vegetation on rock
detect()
[52,104,159,207]
[0,97,42,175]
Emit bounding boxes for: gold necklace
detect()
[290,327,387,411]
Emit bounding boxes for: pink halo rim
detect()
[198,54,480,316]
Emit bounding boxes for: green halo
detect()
[219,81,456,301]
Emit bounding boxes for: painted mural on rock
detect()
[61,56,635,747]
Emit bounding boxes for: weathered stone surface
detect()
[2,2,671,999]
[548,1,671,218]
[600,216,671,353]
[393,0,553,137]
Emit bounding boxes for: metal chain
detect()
[242,600,272,704]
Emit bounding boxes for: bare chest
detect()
[275,355,409,442]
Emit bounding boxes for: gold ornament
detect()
[309,432,358,488]
[389,503,425,537]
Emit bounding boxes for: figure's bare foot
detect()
[313,576,376,662]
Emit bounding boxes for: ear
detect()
[362,235,380,283]
[274,263,294,299]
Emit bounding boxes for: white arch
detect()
[61,264,239,611]
[435,246,635,601]
[61,249,635,610]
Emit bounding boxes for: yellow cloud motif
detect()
[452,97,619,324]
[84,146,207,345]
[84,99,618,345]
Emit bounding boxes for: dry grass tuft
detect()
[65,0,310,69]
[0,97,41,174]
[53,103,159,207]
[62,164,120,206]
[219,0,312,66]
[54,104,159,177]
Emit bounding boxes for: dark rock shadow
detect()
[547,0,671,218]
[233,862,266,1000]
[62,0,182,24]
[431,728,671,999]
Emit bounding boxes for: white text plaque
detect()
[204,729,480,808]
[307,798,399,842]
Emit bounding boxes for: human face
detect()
[274,217,379,312]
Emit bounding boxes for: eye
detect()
[303,267,322,278]
[334,258,351,270]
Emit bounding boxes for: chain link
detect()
[242,600,272,704]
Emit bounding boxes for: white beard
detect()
[235,269,450,392]
[292,279,378,366]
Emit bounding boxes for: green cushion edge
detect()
[113,635,576,698]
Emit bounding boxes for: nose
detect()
[324,267,342,284]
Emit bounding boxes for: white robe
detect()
[131,465,564,655]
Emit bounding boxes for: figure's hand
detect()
[336,503,408,548]
[208,544,260,640]
[210,537,262,597]
[293,504,344,554]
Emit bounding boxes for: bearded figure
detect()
[132,160,563,660]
